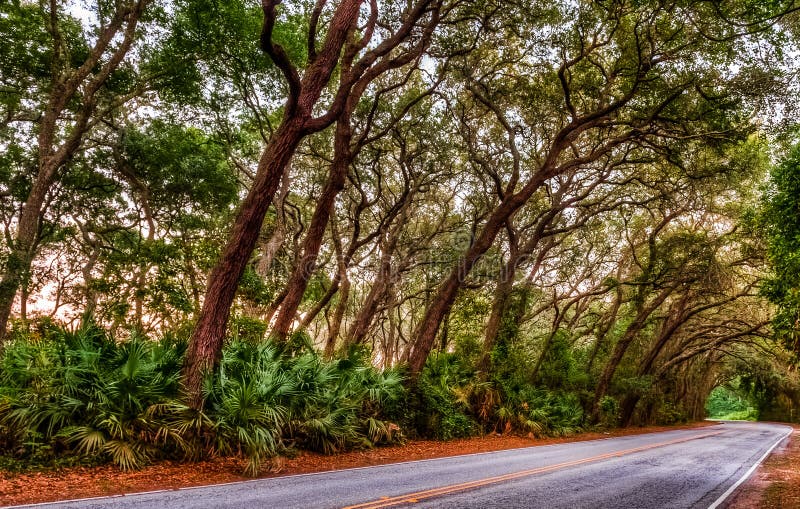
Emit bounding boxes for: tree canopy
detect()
[1,0,800,474]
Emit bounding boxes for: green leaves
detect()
[761,143,800,360]
[121,121,239,216]
[0,325,405,475]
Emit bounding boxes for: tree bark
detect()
[585,282,623,375]
[184,119,306,403]
[271,117,352,340]
[405,88,628,374]
[618,291,743,426]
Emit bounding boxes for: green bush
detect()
[412,352,478,440]
[706,385,758,421]
[598,396,619,427]
[0,325,186,470]
[408,348,586,440]
[0,324,404,475]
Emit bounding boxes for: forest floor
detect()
[0,421,717,507]
[728,423,800,509]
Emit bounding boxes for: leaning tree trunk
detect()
[323,276,350,358]
[406,165,556,374]
[345,214,405,348]
[479,259,516,374]
[0,174,52,339]
[585,282,623,375]
[406,106,620,374]
[589,283,678,424]
[184,119,306,404]
[271,117,352,341]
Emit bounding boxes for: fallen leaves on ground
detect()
[728,423,800,509]
[0,421,716,507]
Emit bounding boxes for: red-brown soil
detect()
[727,424,800,509]
[0,421,717,507]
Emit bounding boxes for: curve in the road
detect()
[344,430,725,509]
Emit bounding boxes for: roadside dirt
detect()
[726,424,800,509]
[0,421,717,507]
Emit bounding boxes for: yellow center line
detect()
[342,430,725,509]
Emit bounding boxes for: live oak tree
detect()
[183,0,449,405]
[762,142,800,361]
[0,0,154,338]
[406,0,777,374]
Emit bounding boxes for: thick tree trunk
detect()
[619,297,692,426]
[184,0,368,404]
[589,325,641,425]
[346,278,386,348]
[480,233,555,375]
[619,394,642,427]
[420,73,621,375]
[271,118,352,340]
[589,283,678,423]
[183,120,305,405]
[531,310,565,382]
[408,231,500,371]
[384,288,398,367]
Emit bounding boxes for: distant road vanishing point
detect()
[9,421,791,509]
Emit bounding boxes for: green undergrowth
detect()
[0,324,404,475]
[404,350,586,441]
[0,322,615,476]
[705,385,758,421]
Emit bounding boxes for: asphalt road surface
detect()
[10,421,791,509]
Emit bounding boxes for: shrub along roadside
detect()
[403,351,586,441]
[0,324,403,475]
[0,323,594,475]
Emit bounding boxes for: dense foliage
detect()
[705,385,758,421]
[2,0,800,474]
[0,324,403,474]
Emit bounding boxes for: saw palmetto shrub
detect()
[411,352,480,440]
[0,323,403,475]
[0,324,187,470]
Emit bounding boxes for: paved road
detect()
[10,421,791,509]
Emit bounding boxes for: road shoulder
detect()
[726,423,800,508]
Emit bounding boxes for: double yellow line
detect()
[343,430,725,509]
